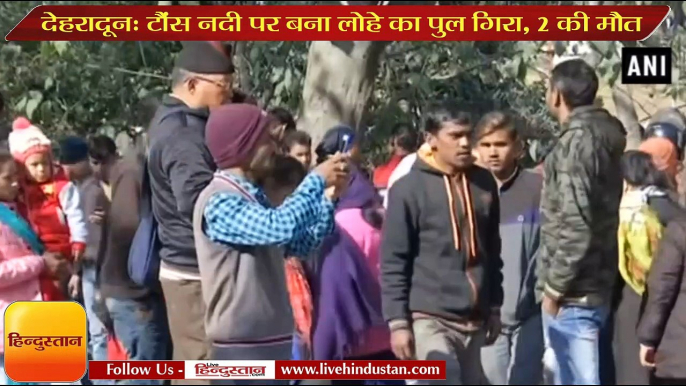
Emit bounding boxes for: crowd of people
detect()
[1,40,686,386]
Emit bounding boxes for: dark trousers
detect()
[160,278,211,385]
[600,313,616,385]
[613,287,652,385]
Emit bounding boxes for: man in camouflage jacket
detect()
[537,59,626,386]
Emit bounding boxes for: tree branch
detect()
[612,84,642,150]
[137,42,148,68]
[233,41,253,92]
[84,63,170,80]
[670,1,686,28]
[261,67,286,108]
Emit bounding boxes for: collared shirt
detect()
[203,171,335,258]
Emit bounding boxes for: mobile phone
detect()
[340,134,353,153]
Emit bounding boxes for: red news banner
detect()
[88,360,447,381]
[5,5,670,42]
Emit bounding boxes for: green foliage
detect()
[0,39,176,138]
[247,41,309,111]
[578,2,686,94]
[0,1,174,139]
[2,0,682,167]
[240,38,558,166]
[665,30,686,102]
[366,40,556,165]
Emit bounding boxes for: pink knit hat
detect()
[8,117,52,163]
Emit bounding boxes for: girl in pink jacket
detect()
[0,151,65,384]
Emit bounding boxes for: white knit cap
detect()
[8,117,52,162]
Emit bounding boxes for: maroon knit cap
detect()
[206,104,274,169]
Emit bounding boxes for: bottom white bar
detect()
[185,360,277,380]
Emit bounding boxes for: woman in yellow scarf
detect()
[615,149,684,385]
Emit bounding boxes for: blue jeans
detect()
[291,333,311,360]
[481,313,544,385]
[291,333,300,360]
[82,265,112,385]
[106,295,170,385]
[542,305,609,386]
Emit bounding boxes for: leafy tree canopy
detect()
[0,0,683,166]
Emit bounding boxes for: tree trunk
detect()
[610,41,642,150]
[297,41,388,147]
[612,84,643,150]
[233,41,252,93]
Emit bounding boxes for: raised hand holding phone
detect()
[314,153,349,188]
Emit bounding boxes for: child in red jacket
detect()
[8,117,88,301]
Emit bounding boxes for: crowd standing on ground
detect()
[2,41,686,386]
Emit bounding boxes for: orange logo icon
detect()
[4,301,87,383]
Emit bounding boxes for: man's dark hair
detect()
[474,111,518,141]
[550,59,599,109]
[283,130,312,152]
[0,92,4,114]
[88,135,118,163]
[621,150,671,190]
[270,154,307,188]
[393,123,418,153]
[268,107,296,132]
[423,101,472,135]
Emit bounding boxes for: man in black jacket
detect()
[147,41,234,379]
[538,59,626,386]
[381,102,504,385]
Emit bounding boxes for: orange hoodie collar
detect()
[417,143,454,175]
[417,143,477,259]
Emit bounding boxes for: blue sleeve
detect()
[286,195,336,258]
[204,173,326,247]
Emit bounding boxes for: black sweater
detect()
[638,218,686,379]
[381,156,503,324]
[147,96,215,271]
